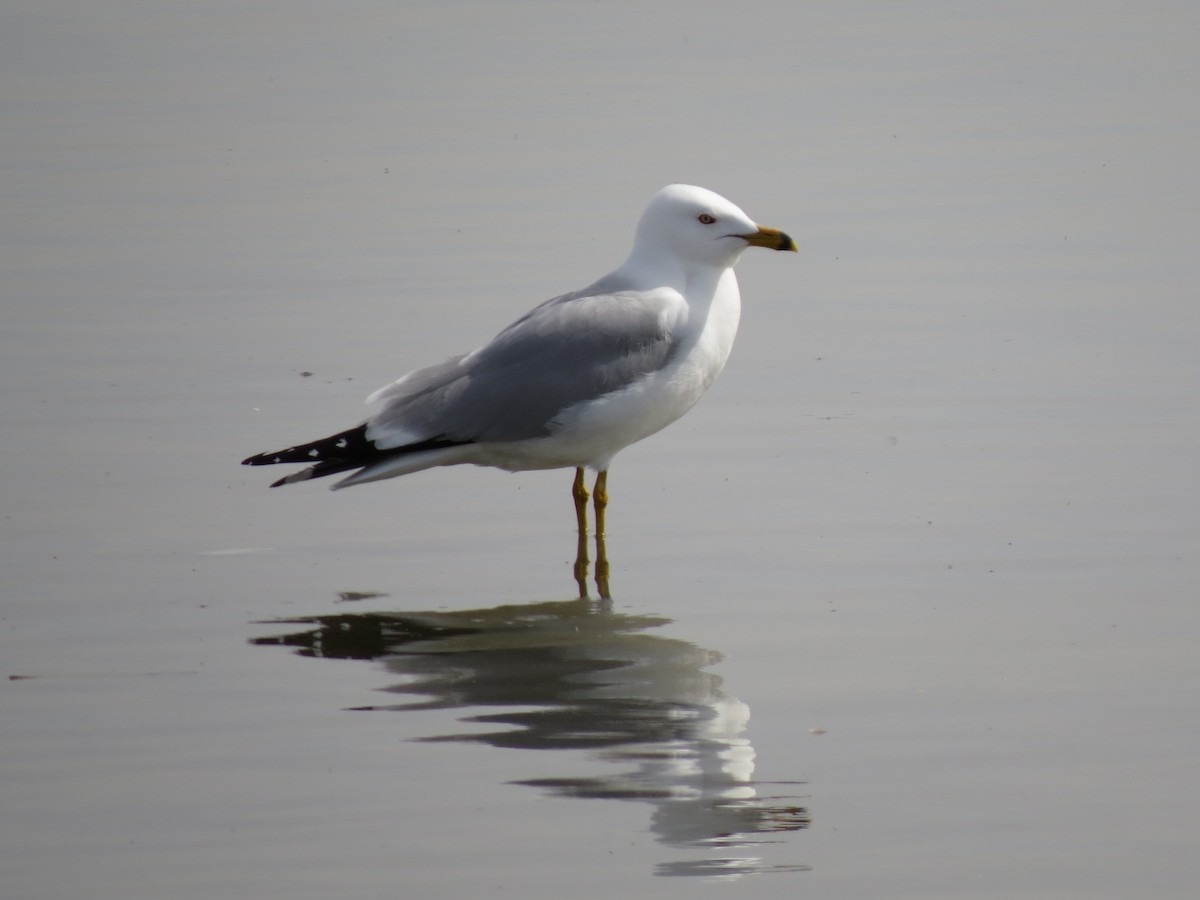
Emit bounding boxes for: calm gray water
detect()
[4,2,1199,897]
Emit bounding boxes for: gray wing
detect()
[366,286,683,448]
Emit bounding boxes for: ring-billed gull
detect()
[242,184,796,536]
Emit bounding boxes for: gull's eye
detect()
[697,213,716,225]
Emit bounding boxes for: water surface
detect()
[3,3,1198,898]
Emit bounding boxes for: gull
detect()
[242,184,796,538]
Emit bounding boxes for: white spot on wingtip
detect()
[335,438,347,448]
[308,449,320,457]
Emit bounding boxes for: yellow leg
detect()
[571,467,590,535]
[592,470,608,537]
[592,470,610,599]
[572,469,590,598]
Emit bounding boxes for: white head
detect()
[630,184,796,271]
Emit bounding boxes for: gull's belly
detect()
[476,375,703,471]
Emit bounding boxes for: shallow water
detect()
[4,2,1199,897]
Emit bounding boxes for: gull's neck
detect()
[618,245,737,300]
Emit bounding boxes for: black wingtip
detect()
[243,427,471,488]
[242,450,288,466]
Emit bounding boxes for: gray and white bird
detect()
[242,184,796,534]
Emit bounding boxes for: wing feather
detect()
[366,287,684,447]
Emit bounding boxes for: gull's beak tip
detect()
[743,225,798,252]
[775,230,798,253]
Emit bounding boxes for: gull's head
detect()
[632,184,797,270]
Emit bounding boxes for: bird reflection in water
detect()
[253,597,809,877]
